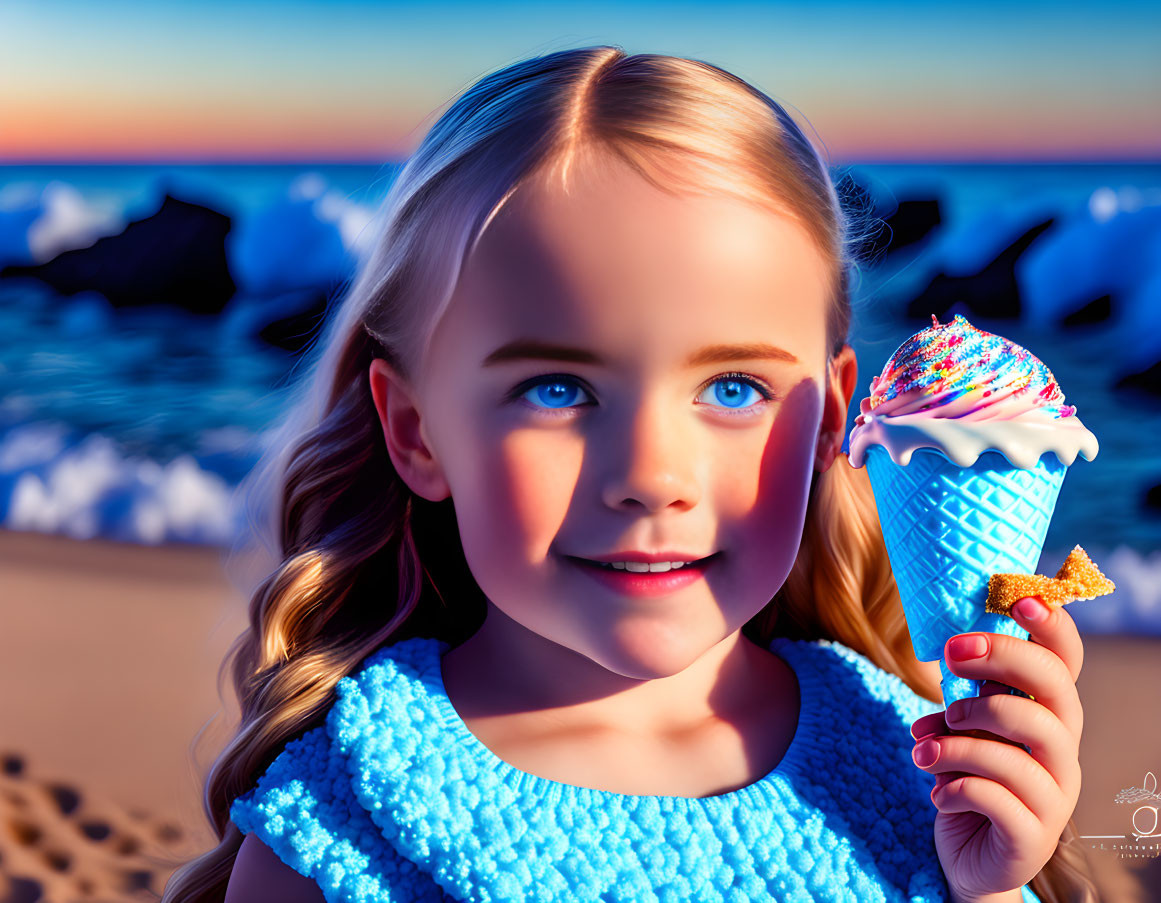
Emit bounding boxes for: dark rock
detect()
[875,198,942,259]
[1114,359,1161,397]
[833,171,941,264]
[1146,482,1161,510]
[1061,293,1113,328]
[834,173,888,265]
[0,194,235,315]
[905,217,1056,321]
[256,290,329,355]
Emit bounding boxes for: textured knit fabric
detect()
[230,636,1043,903]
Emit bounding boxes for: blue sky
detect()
[2,0,1158,161]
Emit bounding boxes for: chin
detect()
[593,622,718,679]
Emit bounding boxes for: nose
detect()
[599,395,701,512]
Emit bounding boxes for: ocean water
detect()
[1,161,1159,634]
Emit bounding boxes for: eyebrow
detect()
[482,339,800,369]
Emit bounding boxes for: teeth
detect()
[600,560,689,572]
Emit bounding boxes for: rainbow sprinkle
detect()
[869,313,1075,419]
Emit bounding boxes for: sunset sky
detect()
[2,0,1159,163]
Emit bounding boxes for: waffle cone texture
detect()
[864,445,1068,664]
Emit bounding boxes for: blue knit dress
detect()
[229,635,1043,902]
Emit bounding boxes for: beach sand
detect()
[0,527,1157,901]
[0,529,248,902]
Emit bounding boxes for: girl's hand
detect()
[908,596,1084,903]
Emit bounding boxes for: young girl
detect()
[163,47,1100,903]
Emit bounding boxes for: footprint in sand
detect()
[0,750,192,902]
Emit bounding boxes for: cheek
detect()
[458,425,583,570]
[719,385,822,587]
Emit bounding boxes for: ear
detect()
[815,343,859,474]
[368,357,451,502]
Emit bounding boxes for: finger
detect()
[931,773,1043,849]
[956,681,1034,742]
[932,769,971,793]
[913,732,1062,822]
[911,710,951,740]
[910,681,1032,742]
[944,630,1084,740]
[1009,595,1085,685]
[943,694,1081,802]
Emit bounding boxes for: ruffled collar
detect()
[326,635,839,899]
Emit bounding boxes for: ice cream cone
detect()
[864,444,1068,706]
[847,313,1098,708]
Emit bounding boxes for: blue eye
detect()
[696,375,767,410]
[510,371,775,416]
[517,377,593,410]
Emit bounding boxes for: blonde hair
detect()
[162,46,1100,902]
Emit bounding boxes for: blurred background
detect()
[1,1,1159,900]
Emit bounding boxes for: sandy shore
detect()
[0,529,249,901]
[0,527,1157,901]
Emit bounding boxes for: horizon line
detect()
[3,155,1160,167]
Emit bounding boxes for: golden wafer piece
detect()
[984,545,1115,616]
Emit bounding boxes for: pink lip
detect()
[582,550,711,564]
[566,553,720,598]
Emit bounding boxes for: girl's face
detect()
[372,151,856,682]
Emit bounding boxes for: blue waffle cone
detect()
[863,445,1068,708]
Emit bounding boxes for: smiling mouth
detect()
[567,552,722,572]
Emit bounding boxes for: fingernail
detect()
[948,634,988,660]
[913,738,939,768]
[946,701,968,723]
[1014,597,1048,622]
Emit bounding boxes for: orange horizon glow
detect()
[1,91,430,161]
[4,98,1159,163]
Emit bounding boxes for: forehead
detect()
[432,154,832,373]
